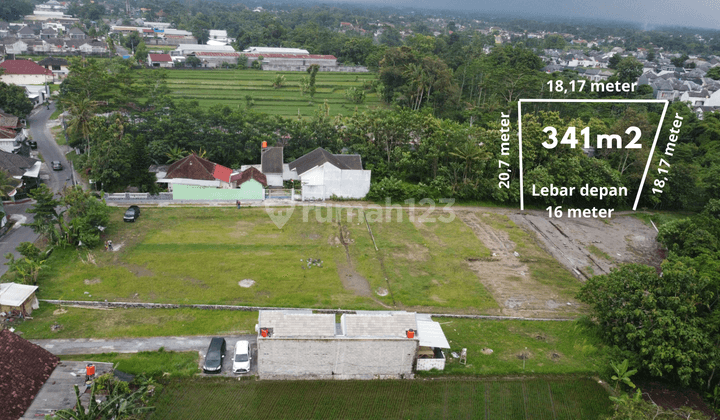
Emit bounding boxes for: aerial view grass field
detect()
[31,205,586,315]
[150,376,612,420]
[162,70,383,116]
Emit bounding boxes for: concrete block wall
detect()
[257,338,417,380]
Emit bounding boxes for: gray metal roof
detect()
[258,310,335,338]
[261,147,283,174]
[288,148,360,176]
[342,312,417,338]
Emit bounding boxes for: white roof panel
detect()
[416,318,450,349]
[0,282,38,307]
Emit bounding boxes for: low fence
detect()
[39,299,577,321]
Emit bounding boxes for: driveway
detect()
[31,334,259,377]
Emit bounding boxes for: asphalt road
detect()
[0,103,72,276]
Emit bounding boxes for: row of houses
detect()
[0,23,108,57]
[155,144,371,201]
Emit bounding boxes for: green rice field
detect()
[163,70,384,117]
[150,377,612,419]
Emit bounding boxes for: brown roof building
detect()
[164,153,217,181]
[0,329,59,420]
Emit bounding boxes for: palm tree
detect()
[62,95,99,153]
[165,145,188,163]
[449,140,489,182]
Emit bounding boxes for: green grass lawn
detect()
[434,318,608,376]
[13,305,258,339]
[36,207,499,312]
[160,69,384,117]
[149,376,612,420]
[60,349,199,377]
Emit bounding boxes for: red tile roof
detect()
[0,59,53,76]
[230,166,267,187]
[244,53,337,60]
[213,164,232,183]
[148,53,172,62]
[165,154,217,181]
[0,329,59,420]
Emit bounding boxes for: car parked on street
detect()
[28,140,37,149]
[232,340,251,374]
[123,205,140,222]
[203,337,226,373]
[51,161,62,171]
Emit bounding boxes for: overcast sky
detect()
[321,0,720,30]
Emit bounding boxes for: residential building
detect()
[0,59,53,85]
[288,147,371,200]
[147,53,173,68]
[0,329,59,419]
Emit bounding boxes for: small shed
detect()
[0,282,39,315]
[415,313,451,371]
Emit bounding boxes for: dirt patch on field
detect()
[337,264,372,297]
[183,277,209,289]
[122,264,154,277]
[507,210,663,280]
[83,278,101,285]
[459,210,578,318]
[394,243,430,262]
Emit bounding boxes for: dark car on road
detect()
[123,205,140,222]
[28,140,37,149]
[51,161,62,171]
[203,337,226,373]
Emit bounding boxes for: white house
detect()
[147,53,173,68]
[288,148,371,200]
[207,29,231,45]
[0,60,53,85]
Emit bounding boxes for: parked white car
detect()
[233,340,251,374]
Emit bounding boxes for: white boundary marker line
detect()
[517,99,670,211]
[633,100,670,210]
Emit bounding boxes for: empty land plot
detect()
[149,377,612,420]
[162,70,384,117]
[456,210,586,318]
[37,206,497,312]
[508,210,664,281]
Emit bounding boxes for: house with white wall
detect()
[289,147,371,200]
[0,60,52,85]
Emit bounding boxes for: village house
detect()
[0,59,53,85]
[147,53,173,68]
[0,329,59,420]
[157,153,266,200]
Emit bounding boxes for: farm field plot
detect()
[161,70,383,117]
[149,376,612,420]
[36,206,499,312]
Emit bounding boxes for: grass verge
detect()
[60,349,198,377]
[149,376,612,419]
[13,304,258,339]
[430,318,608,376]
